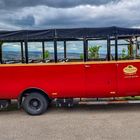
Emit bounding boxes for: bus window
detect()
[28,42,42,63]
[2,42,22,64]
[66,41,83,62]
[57,41,64,62]
[135,37,140,59]
[45,42,54,63]
[117,38,140,60]
[88,40,108,61]
[110,40,116,60]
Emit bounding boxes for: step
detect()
[79,100,140,105]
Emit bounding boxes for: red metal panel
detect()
[0,60,140,100]
[117,61,140,96]
[0,64,85,99]
[85,62,117,98]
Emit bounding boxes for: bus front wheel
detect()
[22,93,48,115]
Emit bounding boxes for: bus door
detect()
[85,39,117,97]
[85,62,117,98]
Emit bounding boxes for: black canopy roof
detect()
[0,26,140,42]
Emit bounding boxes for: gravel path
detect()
[0,102,140,140]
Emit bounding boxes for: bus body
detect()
[0,60,140,99]
[0,26,140,115]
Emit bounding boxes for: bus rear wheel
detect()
[22,93,48,115]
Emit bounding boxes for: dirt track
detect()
[0,102,140,140]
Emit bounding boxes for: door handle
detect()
[85,65,91,68]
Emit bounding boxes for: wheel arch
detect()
[18,87,50,107]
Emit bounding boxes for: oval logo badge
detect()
[123,65,138,75]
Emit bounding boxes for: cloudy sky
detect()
[0,0,140,30]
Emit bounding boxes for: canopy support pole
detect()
[54,39,57,63]
[21,42,24,63]
[115,36,118,61]
[107,36,111,61]
[136,37,139,57]
[0,42,3,64]
[83,38,88,62]
[64,41,67,59]
[24,41,28,64]
[42,41,45,62]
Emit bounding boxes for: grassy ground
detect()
[124,96,140,100]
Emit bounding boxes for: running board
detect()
[79,100,140,105]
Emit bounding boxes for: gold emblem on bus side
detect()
[123,65,138,75]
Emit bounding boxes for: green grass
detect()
[122,96,140,100]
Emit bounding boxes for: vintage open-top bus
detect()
[0,26,140,115]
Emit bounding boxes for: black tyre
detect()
[22,93,49,115]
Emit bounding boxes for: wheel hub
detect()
[32,101,39,107]
[30,99,41,109]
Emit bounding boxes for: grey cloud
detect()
[0,0,119,9]
[0,0,140,30]
[12,16,35,26]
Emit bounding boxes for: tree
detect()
[80,54,84,59]
[121,44,134,59]
[127,44,133,58]
[88,45,101,59]
[121,48,127,59]
[44,50,50,59]
[0,41,3,46]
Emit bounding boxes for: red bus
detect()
[0,27,140,115]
